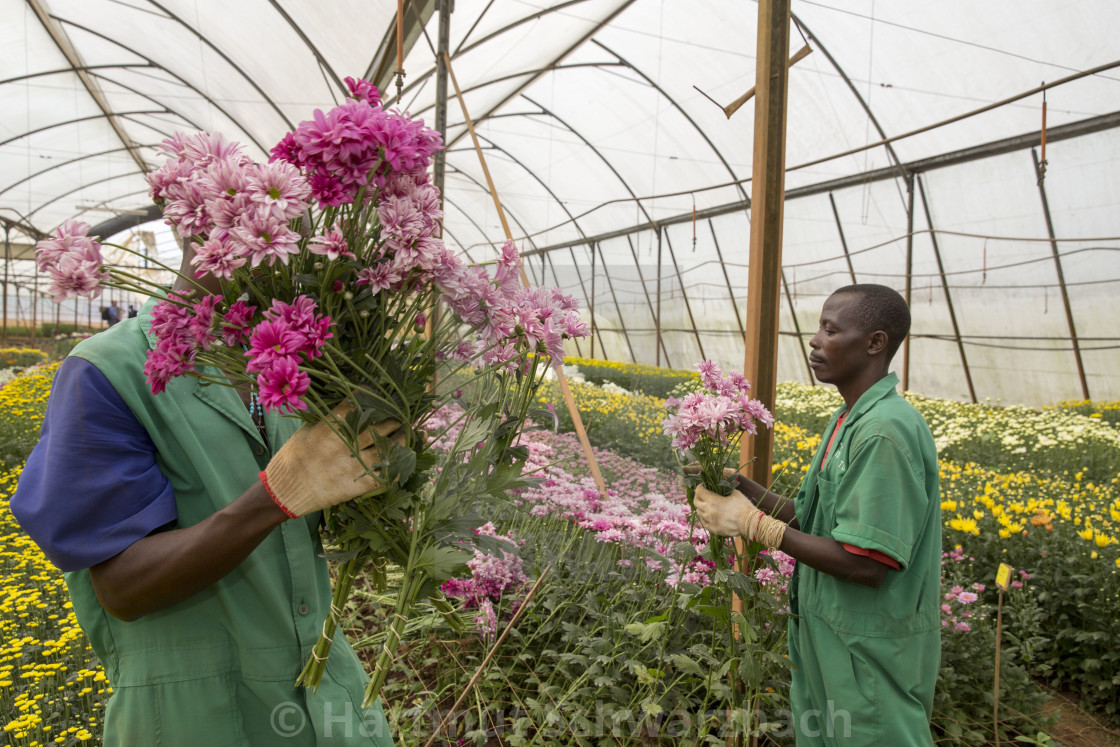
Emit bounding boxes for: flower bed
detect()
[3,361,1117,742]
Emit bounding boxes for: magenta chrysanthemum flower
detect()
[270,98,443,207]
[260,296,334,360]
[344,77,382,106]
[256,356,310,413]
[188,295,221,350]
[148,293,194,340]
[244,320,304,372]
[221,300,257,347]
[143,337,197,395]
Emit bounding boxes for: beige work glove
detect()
[693,483,788,550]
[261,405,404,519]
[680,462,739,493]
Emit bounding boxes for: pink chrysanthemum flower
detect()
[35,220,103,273]
[244,320,305,373]
[256,356,310,413]
[190,236,248,280]
[246,160,312,222]
[45,255,108,303]
[344,76,382,106]
[308,224,355,261]
[228,212,301,266]
[161,131,246,169]
[357,262,402,294]
[220,300,257,347]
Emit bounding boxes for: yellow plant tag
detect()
[995,563,1013,591]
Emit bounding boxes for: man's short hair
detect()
[831,284,911,361]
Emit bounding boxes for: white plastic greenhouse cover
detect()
[2,0,1119,405]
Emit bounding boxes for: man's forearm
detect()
[733,474,798,526]
[778,528,889,588]
[89,481,288,621]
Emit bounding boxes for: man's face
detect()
[807,293,873,388]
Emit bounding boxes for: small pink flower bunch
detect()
[664,360,774,565]
[663,359,774,454]
[34,220,110,303]
[440,250,590,372]
[440,522,528,610]
[146,131,311,273]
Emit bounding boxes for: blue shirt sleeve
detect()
[11,357,178,571]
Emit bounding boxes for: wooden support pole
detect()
[740,0,792,486]
[444,51,609,498]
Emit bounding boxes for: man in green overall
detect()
[694,284,941,746]
[13,249,398,746]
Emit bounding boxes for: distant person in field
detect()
[694,284,941,746]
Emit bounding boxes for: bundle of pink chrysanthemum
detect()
[663,360,774,565]
[34,77,588,706]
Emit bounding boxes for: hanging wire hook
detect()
[395,0,407,104]
[691,197,697,252]
[1037,83,1048,185]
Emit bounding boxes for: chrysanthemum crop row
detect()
[1,467,110,746]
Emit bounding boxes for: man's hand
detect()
[262,405,404,519]
[693,483,788,549]
[693,483,760,537]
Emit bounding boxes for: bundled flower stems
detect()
[35,77,589,705]
[663,360,775,566]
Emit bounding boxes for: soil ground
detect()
[1045,690,1120,747]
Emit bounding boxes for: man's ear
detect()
[867,330,888,357]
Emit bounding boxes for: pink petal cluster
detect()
[308,224,355,261]
[145,131,311,272]
[440,522,528,609]
[437,240,589,369]
[243,296,333,413]
[344,76,382,106]
[143,292,209,394]
[34,220,110,302]
[663,361,774,452]
[354,171,451,290]
[269,80,443,208]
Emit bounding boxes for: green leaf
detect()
[623,620,667,643]
[414,545,470,582]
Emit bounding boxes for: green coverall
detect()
[787,373,941,746]
[63,299,395,746]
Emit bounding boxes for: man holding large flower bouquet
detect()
[14,78,588,746]
[694,284,941,746]
[13,242,398,745]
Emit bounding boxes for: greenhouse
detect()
[1,1,1118,745]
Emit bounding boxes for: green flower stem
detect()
[296,551,363,691]
[363,569,424,707]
